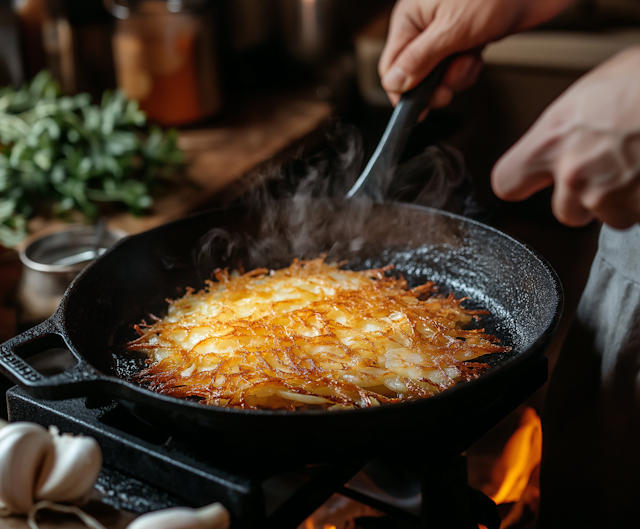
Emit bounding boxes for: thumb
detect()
[381,25,456,93]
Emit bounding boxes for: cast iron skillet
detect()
[0,61,563,462]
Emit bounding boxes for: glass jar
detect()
[106,0,222,126]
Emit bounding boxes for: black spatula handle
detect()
[347,56,454,202]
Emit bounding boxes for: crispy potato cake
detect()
[127,258,509,410]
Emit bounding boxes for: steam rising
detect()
[390,144,479,216]
[196,123,479,270]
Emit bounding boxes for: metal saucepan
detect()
[17,223,126,328]
[0,60,563,462]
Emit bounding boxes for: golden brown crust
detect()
[127,258,509,410]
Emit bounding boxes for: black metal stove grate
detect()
[7,354,547,529]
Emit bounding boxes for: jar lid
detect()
[104,0,210,19]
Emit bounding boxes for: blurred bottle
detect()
[12,0,116,97]
[107,0,221,126]
[1,2,23,85]
[227,0,273,54]
[278,0,338,65]
[275,0,393,66]
[12,0,63,82]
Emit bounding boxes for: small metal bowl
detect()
[17,224,126,327]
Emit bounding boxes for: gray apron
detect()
[539,224,640,528]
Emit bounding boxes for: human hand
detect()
[379,0,575,107]
[492,46,640,229]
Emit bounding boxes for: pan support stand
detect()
[338,455,499,529]
[420,454,500,529]
[6,356,546,529]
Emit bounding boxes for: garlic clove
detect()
[0,419,35,443]
[0,422,53,514]
[194,503,231,528]
[35,427,102,505]
[127,503,230,529]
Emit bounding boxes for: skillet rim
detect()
[56,200,564,418]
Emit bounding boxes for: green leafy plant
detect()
[0,71,184,247]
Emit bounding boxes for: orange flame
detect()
[489,407,542,504]
[303,520,336,529]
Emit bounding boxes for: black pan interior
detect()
[62,200,559,383]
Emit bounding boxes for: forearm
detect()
[516,0,579,32]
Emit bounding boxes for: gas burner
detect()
[7,354,547,529]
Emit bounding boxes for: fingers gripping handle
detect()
[0,318,101,399]
[347,57,453,202]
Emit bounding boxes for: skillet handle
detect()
[346,56,454,202]
[0,316,104,400]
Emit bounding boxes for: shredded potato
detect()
[127,258,509,410]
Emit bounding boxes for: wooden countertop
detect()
[23,92,333,239]
[0,91,333,529]
[110,92,333,235]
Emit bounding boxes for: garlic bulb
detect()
[0,422,52,514]
[36,426,102,505]
[0,421,102,515]
[127,503,230,529]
